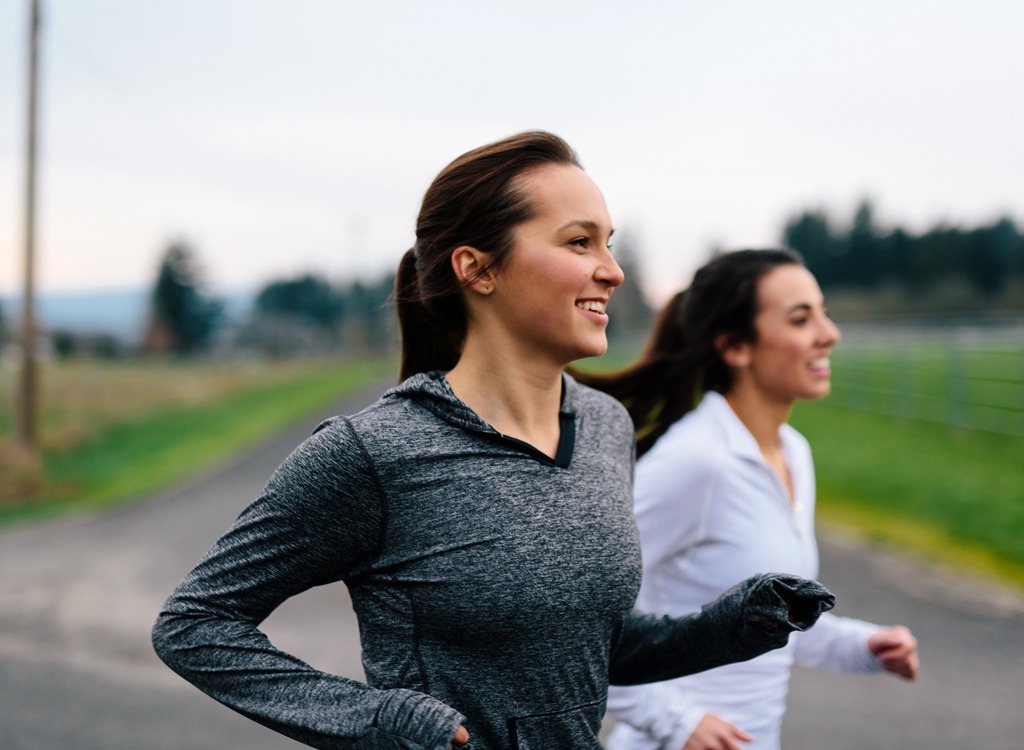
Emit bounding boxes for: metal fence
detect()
[829,320,1024,438]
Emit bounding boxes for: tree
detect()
[847,200,882,286]
[254,274,344,329]
[782,209,836,287]
[341,274,397,353]
[144,242,223,354]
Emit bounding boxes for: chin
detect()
[581,338,609,359]
[807,383,832,400]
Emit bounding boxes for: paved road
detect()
[2,380,1022,749]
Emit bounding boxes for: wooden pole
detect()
[17,0,41,449]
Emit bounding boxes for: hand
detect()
[683,712,753,750]
[868,625,919,680]
[769,575,835,628]
[450,724,470,748]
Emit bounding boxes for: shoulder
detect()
[279,393,425,483]
[564,375,635,438]
[648,398,728,462]
[636,401,729,491]
[781,421,812,456]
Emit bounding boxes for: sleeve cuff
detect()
[665,704,706,750]
[376,688,465,750]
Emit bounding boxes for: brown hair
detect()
[576,248,804,456]
[394,131,581,381]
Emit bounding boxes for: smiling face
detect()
[724,264,841,405]
[485,163,624,366]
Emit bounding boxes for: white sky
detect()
[1,0,1021,304]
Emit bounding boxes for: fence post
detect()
[948,333,968,429]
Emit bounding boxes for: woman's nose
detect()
[821,316,841,345]
[598,251,624,288]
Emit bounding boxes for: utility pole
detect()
[17,0,41,449]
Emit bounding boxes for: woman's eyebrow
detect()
[557,220,614,236]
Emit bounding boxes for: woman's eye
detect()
[569,237,589,248]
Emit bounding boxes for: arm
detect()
[608,682,753,750]
[609,572,835,686]
[151,418,464,750]
[793,612,918,680]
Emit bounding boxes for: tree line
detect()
[141,242,398,357]
[5,202,1019,360]
[140,235,655,358]
[782,201,1023,315]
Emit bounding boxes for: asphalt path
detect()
[1,379,1022,749]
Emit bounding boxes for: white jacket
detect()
[606,392,881,750]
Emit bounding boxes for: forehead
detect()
[515,164,611,226]
[755,264,823,311]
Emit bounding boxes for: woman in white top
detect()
[578,249,919,750]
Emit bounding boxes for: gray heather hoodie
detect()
[152,372,833,750]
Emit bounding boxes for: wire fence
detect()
[829,320,1024,438]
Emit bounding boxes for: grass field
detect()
[790,401,1024,587]
[828,333,1023,437]
[0,356,391,526]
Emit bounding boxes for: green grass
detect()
[790,400,1024,588]
[830,343,1023,436]
[0,357,390,527]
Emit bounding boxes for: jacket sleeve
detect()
[793,611,883,674]
[609,573,836,686]
[605,680,706,750]
[151,417,464,750]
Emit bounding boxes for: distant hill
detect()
[0,288,254,344]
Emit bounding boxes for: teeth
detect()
[577,300,606,313]
[810,357,830,369]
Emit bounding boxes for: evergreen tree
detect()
[783,210,836,287]
[254,274,344,329]
[145,242,223,354]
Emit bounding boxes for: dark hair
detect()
[577,248,804,456]
[395,131,582,381]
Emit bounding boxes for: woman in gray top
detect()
[152,131,835,750]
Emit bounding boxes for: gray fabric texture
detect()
[152,372,834,750]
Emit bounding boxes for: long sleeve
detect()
[793,611,883,674]
[603,609,876,750]
[609,573,835,686]
[151,417,464,750]
[606,682,704,750]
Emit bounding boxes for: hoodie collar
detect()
[383,370,579,435]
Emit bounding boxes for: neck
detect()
[445,329,565,454]
[723,385,793,456]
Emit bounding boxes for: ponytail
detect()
[395,247,464,382]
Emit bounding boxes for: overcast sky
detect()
[1,0,1021,304]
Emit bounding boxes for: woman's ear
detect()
[715,332,751,370]
[451,245,495,295]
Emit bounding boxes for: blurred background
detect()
[1,0,1021,533]
[0,3,1022,748]
[1,0,1021,548]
